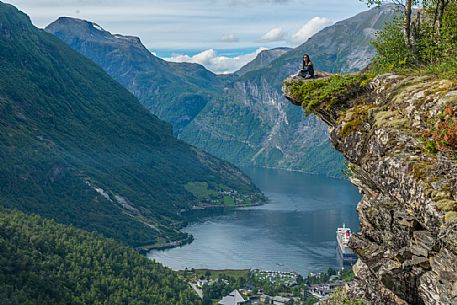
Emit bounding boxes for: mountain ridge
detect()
[47,16,223,133]
[46,5,396,177]
[235,47,291,76]
[0,1,262,247]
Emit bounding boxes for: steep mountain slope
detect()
[0,208,201,305]
[47,6,396,177]
[46,17,222,133]
[247,4,398,88]
[180,5,396,176]
[0,2,262,247]
[235,47,291,76]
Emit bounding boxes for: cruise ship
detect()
[336,224,357,266]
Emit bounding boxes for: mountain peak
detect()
[46,17,144,47]
[46,17,111,39]
[0,1,33,35]
[55,17,105,31]
[236,47,291,76]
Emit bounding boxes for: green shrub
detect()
[325,287,368,305]
[369,2,457,78]
[423,139,438,154]
[370,16,411,74]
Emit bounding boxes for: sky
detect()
[7,0,369,74]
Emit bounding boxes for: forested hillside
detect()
[0,1,262,247]
[0,208,201,305]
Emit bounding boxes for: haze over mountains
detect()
[47,5,396,177]
[0,1,261,247]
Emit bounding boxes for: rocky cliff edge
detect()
[283,73,457,305]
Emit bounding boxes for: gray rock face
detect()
[283,74,457,304]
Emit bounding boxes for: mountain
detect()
[202,5,397,175]
[46,17,223,133]
[0,208,201,305]
[0,2,262,247]
[46,5,396,177]
[179,5,396,176]
[243,4,398,87]
[235,47,291,76]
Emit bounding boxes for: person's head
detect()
[303,54,311,65]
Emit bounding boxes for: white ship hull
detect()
[336,225,357,266]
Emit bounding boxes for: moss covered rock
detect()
[283,73,457,305]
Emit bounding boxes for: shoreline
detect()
[187,201,265,211]
[139,168,342,256]
[136,236,193,254]
[137,201,267,254]
[246,165,345,180]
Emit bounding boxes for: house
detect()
[196,279,208,288]
[260,294,271,303]
[218,289,246,305]
[308,282,348,299]
[272,296,292,305]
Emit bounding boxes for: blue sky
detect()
[8,0,370,73]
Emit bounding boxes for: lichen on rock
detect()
[283,73,457,305]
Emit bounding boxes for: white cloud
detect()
[258,27,287,42]
[220,34,239,43]
[8,0,367,49]
[291,17,333,45]
[256,17,332,45]
[165,48,267,74]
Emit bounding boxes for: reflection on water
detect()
[148,167,361,275]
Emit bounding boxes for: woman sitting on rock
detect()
[299,54,314,79]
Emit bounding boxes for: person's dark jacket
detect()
[301,61,314,78]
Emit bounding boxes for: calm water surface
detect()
[148,167,361,275]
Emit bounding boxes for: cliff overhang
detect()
[283,73,457,305]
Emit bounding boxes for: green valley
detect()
[0,1,263,247]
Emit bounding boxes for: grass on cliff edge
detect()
[286,73,371,114]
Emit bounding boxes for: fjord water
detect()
[148,167,361,275]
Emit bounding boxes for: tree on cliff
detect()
[362,0,417,49]
[430,0,453,35]
[366,0,457,77]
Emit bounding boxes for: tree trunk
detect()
[436,0,449,35]
[433,1,440,29]
[411,10,420,48]
[404,0,413,49]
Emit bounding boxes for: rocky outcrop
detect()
[283,74,457,304]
